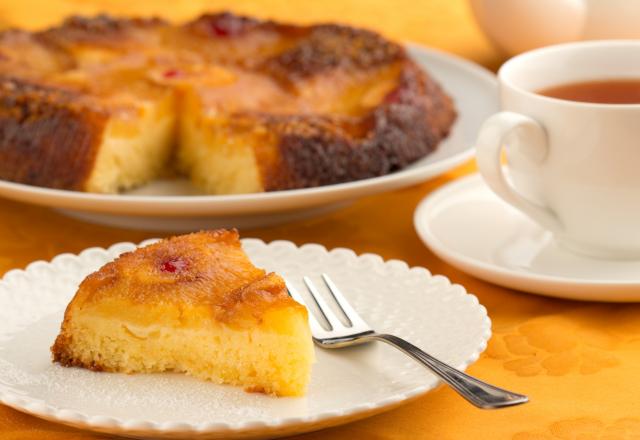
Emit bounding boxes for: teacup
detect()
[475,41,640,259]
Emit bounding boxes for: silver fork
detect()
[287,274,528,409]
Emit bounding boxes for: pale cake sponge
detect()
[48,64,179,194]
[85,94,176,193]
[51,230,314,397]
[178,95,267,195]
[175,67,291,194]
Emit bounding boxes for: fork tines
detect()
[285,274,372,339]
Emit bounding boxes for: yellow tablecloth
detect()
[1,1,639,439]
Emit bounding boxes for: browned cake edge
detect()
[51,334,106,371]
[0,76,109,190]
[251,61,456,190]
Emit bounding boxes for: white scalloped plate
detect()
[0,239,490,439]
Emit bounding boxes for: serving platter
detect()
[0,238,490,439]
[0,44,498,231]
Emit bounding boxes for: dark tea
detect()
[538,79,640,104]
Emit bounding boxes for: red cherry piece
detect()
[162,69,182,79]
[384,88,402,104]
[211,22,231,36]
[207,14,249,37]
[160,258,186,273]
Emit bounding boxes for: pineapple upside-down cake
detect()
[0,12,456,194]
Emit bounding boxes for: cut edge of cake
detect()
[85,92,177,193]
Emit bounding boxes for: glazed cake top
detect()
[69,230,304,329]
[0,11,431,120]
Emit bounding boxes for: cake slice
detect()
[51,230,314,397]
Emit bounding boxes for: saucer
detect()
[414,173,640,302]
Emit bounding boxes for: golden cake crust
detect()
[71,229,294,314]
[0,12,456,193]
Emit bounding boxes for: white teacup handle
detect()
[475,111,563,233]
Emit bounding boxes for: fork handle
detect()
[365,333,528,409]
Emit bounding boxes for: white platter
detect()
[0,238,490,439]
[414,173,640,302]
[0,44,498,231]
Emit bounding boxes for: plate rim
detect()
[0,44,497,216]
[413,173,640,300]
[0,237,491,438]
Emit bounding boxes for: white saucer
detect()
[414,173,640,302]
[0,239,489,439]
[0,44,498,232]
